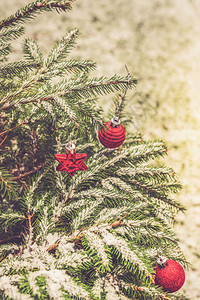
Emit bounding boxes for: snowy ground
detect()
[1,0,200,298]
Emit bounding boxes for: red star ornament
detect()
[55,145,87,176]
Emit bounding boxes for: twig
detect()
[0,120,28,136]
[0,233,23,244]
[115,64,131,118]
[32,130,38,168]
[0,134,8,147]
[0,176,13,192]
[25,211,34,250]
[124,64,131,94]
[9,163,45,181]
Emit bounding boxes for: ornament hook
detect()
[65,142,76,153]
[157,255,168,269]
[111,116,121,128]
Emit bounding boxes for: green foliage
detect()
[0,1,189,300]
[0,167,19,201]
[0,1,74,30]
[23,39,43,66]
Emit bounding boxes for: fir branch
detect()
[103,176,145,198]
[45,29,79,67]
[1,76,136,115]
[71,198,104,231]
[101,230,152,279]
[0,211,25,233]
[64,75,137,99]
[74,187,132,202]
[117,165,177,180]
[69,150,129,192]
[18,174,44,213]
[120,280,171,300]
[104,280,124,300]
[54,96,77,122]
[53,170,70,200]
[0,44,12,58]
[19,76,136,102]
[35,206,54,245]
[41,100,57,119]
[0,61,39,78]
[83,232,113,272]
[68,99,103,128]
[151,195,185,215]
[126,178,180,196]
[92,277,104,299]
[0,0,74,30]
[0,167,19,200]
[34,269,89,299]
[0,26,25,42]
[95,205,144,226]
[23,38,43,65]
[0,72,45,110]
[53,198,90,220]
[128,141,168,164]
[0,79,32,109]
[49,60,96,76]
[56,250,89,270]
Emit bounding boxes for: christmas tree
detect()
[0,1,189,299]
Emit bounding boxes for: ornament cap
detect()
[157,256,168,268]
[111,116,121,128]
[65,142,75,152]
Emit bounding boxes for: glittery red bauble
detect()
[154,259,185,293]
[98,121,126,148]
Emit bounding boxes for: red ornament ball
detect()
[154,258,185,293]
[98,118,126,149]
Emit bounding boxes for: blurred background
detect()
[1,0,200,298]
